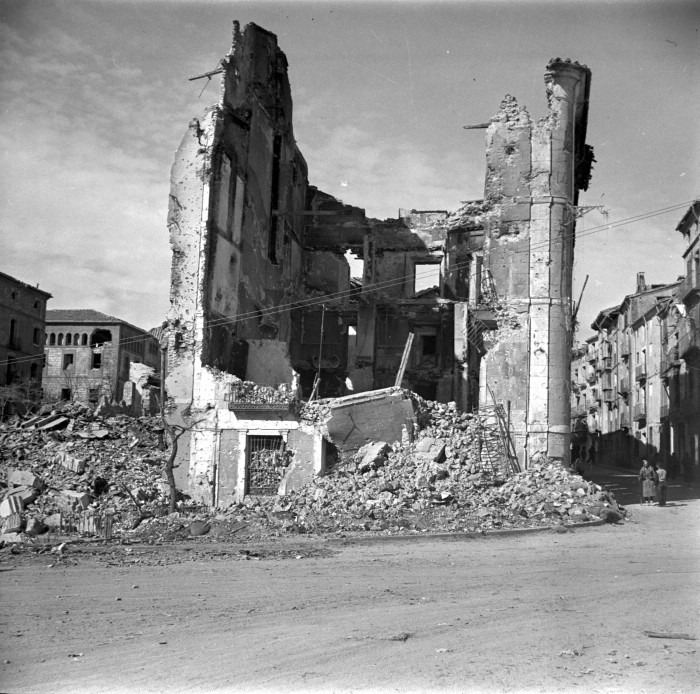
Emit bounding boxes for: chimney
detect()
[636,272,646,293]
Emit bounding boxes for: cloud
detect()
[0,14,174,329]
[294,96,484,219]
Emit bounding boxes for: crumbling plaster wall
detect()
[479,59,592,467]
[165,23,312,504]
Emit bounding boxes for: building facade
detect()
[571,201,700,481]
[0,271,52,392]
[43,309,160,405]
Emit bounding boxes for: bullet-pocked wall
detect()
[479,59,593,467]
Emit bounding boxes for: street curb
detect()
[327,518,609,545]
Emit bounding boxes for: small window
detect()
[58,333,64,346]
[74,333,79,345]
[62,353,74,370]
[49,333,56,346]
[30,363,38,379]
[66,334,72,345]
[60,388,72,401]
[92,352,102,369]
[33,300,39,309]
[414,263,441,294]
[81,334,88,346]
[88,388,100,404]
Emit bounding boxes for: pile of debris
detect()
[0,402,171,541]
[274,444,621,534]
[273,396,624,533]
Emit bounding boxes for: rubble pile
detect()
[275,449,621,534]
[274,396,624,534]
[298,399,332,427]
[228,381,295,406]
[0,403,170,540]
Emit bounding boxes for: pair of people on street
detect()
[638,459,667,506]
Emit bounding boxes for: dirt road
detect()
[1,499,698,694]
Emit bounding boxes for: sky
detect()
[0,0,698,338]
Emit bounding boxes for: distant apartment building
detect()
[572,201,700,481]
[43,310,160,405]
[0,271,51,388]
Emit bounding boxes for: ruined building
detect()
[165,22,593,505]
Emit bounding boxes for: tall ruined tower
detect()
[479,59,593,467]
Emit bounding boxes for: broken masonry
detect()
[164,21,593,506]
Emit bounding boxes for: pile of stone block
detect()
[273,395,624,534]
[0,402,169,543]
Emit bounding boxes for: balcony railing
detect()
[619,376,629,393]
[635,363,647,381]
[603,356,613,371]
[226,383,296,411]
[633,402,646,421]
[603,388,614,402]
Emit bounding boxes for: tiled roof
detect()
[46,309,122,323]
[46,309,152,336]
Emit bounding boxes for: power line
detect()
[1,199,695,369]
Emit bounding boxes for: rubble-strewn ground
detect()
[0,500,698,694]
[1,397,625,548]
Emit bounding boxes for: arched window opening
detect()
[82,334,88,345]
[57,333,64,346]
[74,334,80,345]
[49,333,56,345]
[66,334,72,345]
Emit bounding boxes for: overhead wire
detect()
[1,199,696,370]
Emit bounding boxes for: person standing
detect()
[655,462,668,506]
[639,459,655,505]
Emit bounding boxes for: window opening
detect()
[92,352,102,369]
[246,435,289,495]
[66,334,72,345]
[414,262,441,294]
[57,333,64,346]
[33,328,41,345]
[62,353,74,370]
[60,388,71,401]
[91,329,112,347]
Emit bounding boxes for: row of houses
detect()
[572,201,700,480]
[1,271,160,412]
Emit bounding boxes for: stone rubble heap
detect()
[0,402,170,541]
[0,394,625,545]
[273,396,624,534]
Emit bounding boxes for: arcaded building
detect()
[43,310,160,405]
